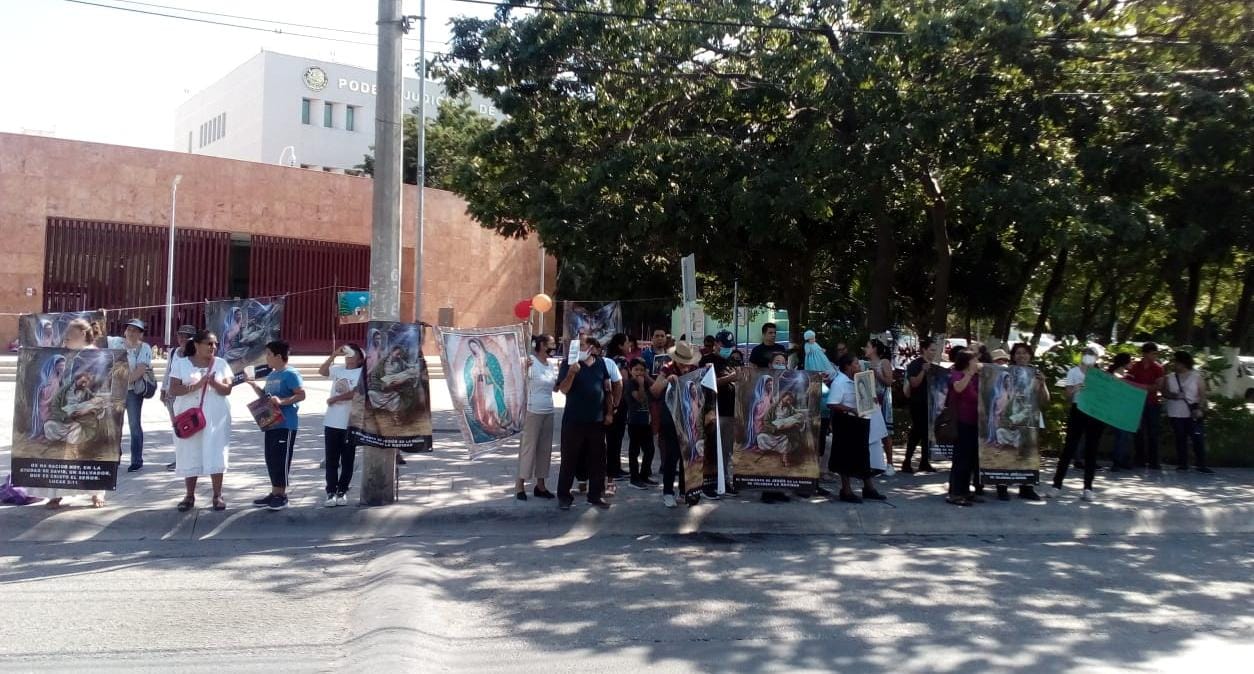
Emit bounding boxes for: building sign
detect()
[303,66,329,92]
[335,77,501,118]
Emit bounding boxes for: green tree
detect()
[357,98,495,188]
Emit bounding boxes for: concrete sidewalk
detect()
[2,377,1252,543]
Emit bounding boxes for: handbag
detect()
[172,382,209,439]
[138,369,158,399]
[247,394,285,431]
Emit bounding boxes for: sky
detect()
[0,0,495,150]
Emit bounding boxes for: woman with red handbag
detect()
[169,330,234,512]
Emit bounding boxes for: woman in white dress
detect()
[169,330,234,511]
[32,319,108,509]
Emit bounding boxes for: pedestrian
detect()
[517,334,558,500]
[30,319,107,509]
[1106,353,1135,472]
[1048,347,1105,502]
[901,336,939,473]
[802,330,836,475]
[604,333,630,482]
[827,353,887,503]
[729,349,745,367]
[650,341,703,507]
[161,325,198,471]
[1162,351,1213,474]
[699,330,740,497]
[1126,342,1164,470]
[117,318,154,472]
[944,349,982,506]
[641,327,668,373]
[318,343,363,507]
[702,334,717,356]
[749,323,787,368]
[624,335,643,362]
[169,330,233,512]
[994,343,1047,501]
[865,338,896,476]
[555,337,613,510]
[624,358,658,489]
[245,340,306,511]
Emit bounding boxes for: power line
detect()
[60,0,448,54]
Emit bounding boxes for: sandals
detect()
[212,496,226,511]
[945,495,973,507]
[177,498,195,512]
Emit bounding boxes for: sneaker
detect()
[166,462,177,471]
[662,494,677,508]
[1082,489,1095,502]
[324,493,338,508]
[335,493,348,506]
[814,486,833,497]
[558,500,572,511]
[642,477,659,485]
[702,488,721,500]
[127,463,143,473]
[1019,487,1042,501]
[629,479,650,490]
[267,495,288,511]
[1043,485,1061,499]
[883,464,896,477]
[588,500,611,510]
[253,494,274,507]
[918,463,937,473]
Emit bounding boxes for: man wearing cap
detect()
[113,319,154,472]
[699,331,740,497]
[650,341,704,507]
[1125,342,1164,470]
[161,324,198,471]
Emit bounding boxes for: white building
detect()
[174,50,501,173]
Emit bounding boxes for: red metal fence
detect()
[43,218,370,352]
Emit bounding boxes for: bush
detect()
[1192,396,1254,467]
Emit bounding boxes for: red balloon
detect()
[514,299,533,320]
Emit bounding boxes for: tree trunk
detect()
[919,169,950,337]
[1230,257,1253,349]
[1102,277,1121,345]
[1075,275,1098,340]
[866,190,897,334]
[1200,262,1223,350]
[1171,260,1203,345]
[1124,277,1163,340]
[993,244,1044,342]
[1030,245,1069,348]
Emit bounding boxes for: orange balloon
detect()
[531,293,553,313]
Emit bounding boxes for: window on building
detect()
[220,112,226,139]
[301,98,311,125]
[345,105,356,132]
[324,102,334,128]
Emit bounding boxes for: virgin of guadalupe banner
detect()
[562,301,622,346]
[438,324,528,458]
[18,311,105,348]
[205,298,285,372]
[927,366,955,460]
[11,347,127,490]
[350,322,433,452]
[666,366,718,498]
[978,364,1041,485]
[732,368,823,490]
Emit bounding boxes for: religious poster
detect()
[437,324,528,458]
[732,368,823,490]
[1077,369,1148,433]
[205,297,285,372]
[650,353,672,376]
[337,291,370,324]
[666,365,717,498]
[927,366,955,460]
[562,301,622,346]
[18,311,105,348]
[854,370,878,418]
[10,347,127,490]
[350,322,434,452]
[978,364,1041,485]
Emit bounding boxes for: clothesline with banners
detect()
[0,284,368,317]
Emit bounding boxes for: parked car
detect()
[1237,357,1254,402]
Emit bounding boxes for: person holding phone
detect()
[319,344,364,506]
[168,330,234,512]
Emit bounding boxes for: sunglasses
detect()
[201,341,219,347]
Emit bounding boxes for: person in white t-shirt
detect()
[1161,350,1213,473]
[319,344,364,507]
[517,334,559,500]
[1048,347,1105,501]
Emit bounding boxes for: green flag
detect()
[1076,369,1147,433]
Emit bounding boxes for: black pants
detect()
[557,422,606,504]
[1133,402,1162,468]
[606,415,627,476]
[659,420,683,496]
[949,421,978,496]
[1053,405,1103,490]
[264,428,297,489]
[324,427,356,495]
[627,423,655,480]
[1170,417,1207,469]
[904,403,929,466]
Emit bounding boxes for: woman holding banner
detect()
[827,354,887,504]
[994,343,1048,501]
[1048,347,1105,502]
[945,350,981,507]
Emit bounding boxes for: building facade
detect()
[174,51,502,173]
[0,133,552,351]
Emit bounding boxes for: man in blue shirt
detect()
[246,340,306,511]
[555,338,613,510]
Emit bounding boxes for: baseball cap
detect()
[177,324,197,337]
[715,330,734,348]
[124,318,146,332]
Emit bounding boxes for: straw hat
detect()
[990,348,1011,363]
[669,341,701,365]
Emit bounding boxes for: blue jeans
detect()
[125,391,144,466]
[1111,430,1132,468]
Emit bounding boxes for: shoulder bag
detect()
[172,379,209,439]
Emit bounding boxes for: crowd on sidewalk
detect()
[16,318,1216,514]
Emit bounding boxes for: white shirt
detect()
[827,371,856,408]
[526,355,558,414]
[603,357,623,383]
[324,365,362,429]
[1062,366,1086,388]
[162,351,189,392]
[1164,369,1202,419]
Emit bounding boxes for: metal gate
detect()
[248,235,370,353]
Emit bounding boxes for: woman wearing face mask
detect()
[319,343,364,506]
[517,334,558,500]
[1048,347,1106,502]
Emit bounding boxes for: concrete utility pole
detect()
[362,0,405,506]
[414,0,427,327]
